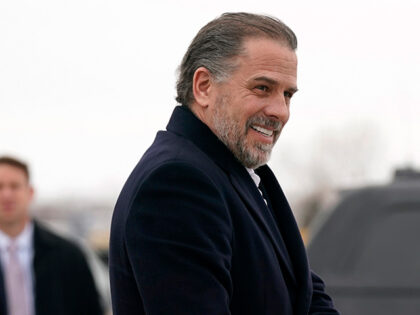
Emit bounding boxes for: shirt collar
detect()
[0,221,34,251]
[246,167,261,188]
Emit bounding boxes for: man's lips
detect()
[0,202,16,211]
[250,125,274,137]
[247,115,282,138]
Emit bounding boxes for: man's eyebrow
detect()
[288,87,299,94]
[253,76,298,93]
[253,76,278,85]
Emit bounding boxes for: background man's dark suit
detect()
[0,221,103,315]
[110,106,338,314]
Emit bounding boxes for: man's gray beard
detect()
[212,97,280,169]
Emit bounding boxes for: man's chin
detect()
[239,149,271,169]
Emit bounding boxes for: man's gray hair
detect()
[175,12,298,107]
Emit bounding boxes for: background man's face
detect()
[208,38,298,169]
[0,164,33,227]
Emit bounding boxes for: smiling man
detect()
[110,12,339,315]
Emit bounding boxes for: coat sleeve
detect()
[125,162,233,315]
[309,271,341,314]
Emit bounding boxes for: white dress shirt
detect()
[246,168,268,205]
[0,222,35,315]
[246,167,261,187]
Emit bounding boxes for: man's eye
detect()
[255,85,269,92]
[284,91,293,98]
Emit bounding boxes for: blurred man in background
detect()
[110,12,339,315]
[0,156,103,315]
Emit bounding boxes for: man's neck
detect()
[0,218,29,238]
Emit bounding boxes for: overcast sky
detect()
[1,0,419,202]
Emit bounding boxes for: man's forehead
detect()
[241,37,296,57]
[0,164,29,181]
[237,38,296,69]
[230,39,297,88]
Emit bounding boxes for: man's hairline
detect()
[0,163,31,184]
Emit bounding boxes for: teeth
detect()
[251,125,273,136]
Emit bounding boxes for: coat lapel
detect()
[33,221,58,315]
[257,166,312,314]
[229,169,296,287]
[0,260,6,315]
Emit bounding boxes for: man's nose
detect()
[262,93,290,124]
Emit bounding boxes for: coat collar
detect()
[166,105,243,175]
[166,106,298,286]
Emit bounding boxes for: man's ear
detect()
[192,67,213,108]
[29,186,34,200]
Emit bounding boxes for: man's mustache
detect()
[246,116,282,131]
